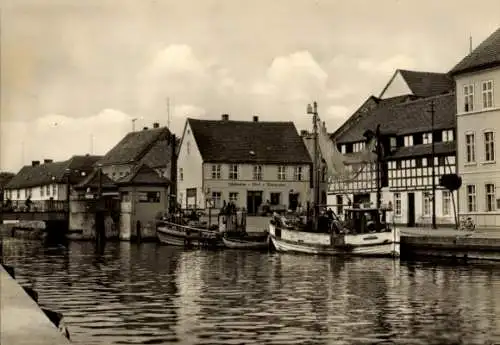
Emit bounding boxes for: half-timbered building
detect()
[329,70,457,226]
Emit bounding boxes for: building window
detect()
[423,192,431,216]
[229,165,238,180]
[277,166,286,180]
[423,132,433,144]
[294,166,303,181]
[270,192,281,205]
[138,191,161,203]
[485,184,496,211]
[464,84,474,112]
[40,187,44,197]
[179,168,183,181]
[404,135,413,147]
[186,141,191,155]
[484,131,495,162]
[229,192,238,203]
[46,185,50,196]
[211,191,222,208]
[394,193,401,216]
[422,158,428,167]
[442,190,451,216]
[340,145,346,154]
[465,132,476,163]
[253,165,262,180]
[467,185,477,212]
[442,130,454,142]
[52,184,57,196]
[482,80,493,109]
[211,164,221,179]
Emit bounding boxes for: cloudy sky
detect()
[1,0,499,172]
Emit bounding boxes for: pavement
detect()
[0,265,70,345]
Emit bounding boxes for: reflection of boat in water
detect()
[269,101,400,258]
[269,207,399,257]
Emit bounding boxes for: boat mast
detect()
[307,101,319,231]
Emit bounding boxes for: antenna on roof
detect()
[469,35,473,54]
[166,97,171,129]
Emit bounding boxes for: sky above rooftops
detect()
[1,0,499,172]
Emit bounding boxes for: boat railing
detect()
[158,220,219,238]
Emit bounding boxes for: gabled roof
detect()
[450,27,500,76]
[379,69,454,99]
[5,155,102,190]
[187,118,312,164]
[116,164,171,186]
[335,93,456,144]
[75,169,117,190]
[98,127,172,166]
[139,137,174,169]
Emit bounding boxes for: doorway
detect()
[247,191,263,215]
[407,193,415,227]
[288,192,299,212]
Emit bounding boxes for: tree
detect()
[439,173,462,191]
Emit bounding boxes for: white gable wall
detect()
[380,71,413,99]
[177,122,204,209]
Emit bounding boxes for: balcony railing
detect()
[1,200,69,213]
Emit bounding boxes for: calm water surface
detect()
[2,238,500,345]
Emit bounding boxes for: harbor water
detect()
[2,238,500,345]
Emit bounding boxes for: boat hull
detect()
[157,223,223,248]
[222,236,269,250]
[269,223,400,257]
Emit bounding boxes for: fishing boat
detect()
[157,219,222,248]
[268,101,399,257]
[222,231,270,250]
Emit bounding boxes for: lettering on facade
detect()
[228,182,247,187]
[225,182,288,188]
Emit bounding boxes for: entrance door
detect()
[407,192,415,227]
[288,193,299,211]
[247,191,263,215]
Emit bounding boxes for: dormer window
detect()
[353,141,365,152]
[389,137,397,150]
[340,145,346,154]
[404,135,413,147]
[422,132,433,144]
[442,130,454,142]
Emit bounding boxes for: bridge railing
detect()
[1,200,69,213]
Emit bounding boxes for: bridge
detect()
[1,200,69,222]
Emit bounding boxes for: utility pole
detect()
[429,101,437,229]
[375,125,382,210]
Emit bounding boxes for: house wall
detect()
[177,122,204,209]
[4,184,65,201]
[119,185,169,240]
[455,66,500,230]
[380,71,413,99]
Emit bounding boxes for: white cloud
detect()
[0,109,133,172]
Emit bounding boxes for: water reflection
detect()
[2,238,500,345]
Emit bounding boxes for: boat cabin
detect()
[343,208,390,234]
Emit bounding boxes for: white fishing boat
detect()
[269,101,399,257]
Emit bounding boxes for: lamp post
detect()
[307,101,320,231]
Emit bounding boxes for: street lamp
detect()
[306,101,320,230]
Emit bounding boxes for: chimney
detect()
[253,115,259,122]
[153,122,160,128]
[32,160,40,167]
[43,159,53,164]
[221,114,229,121]
[143,126,148,130]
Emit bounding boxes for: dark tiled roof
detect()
[450,27,500,75]
[331,95,417,142]
[5,155,102,189]
[398,70,454,98]
[117,164,170,186]
[187,118,312,164]
[388,141,456,159]
[98,127,171,166]
[139,137,174,169]
[75,169,118,190]
[335,93,456,144]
